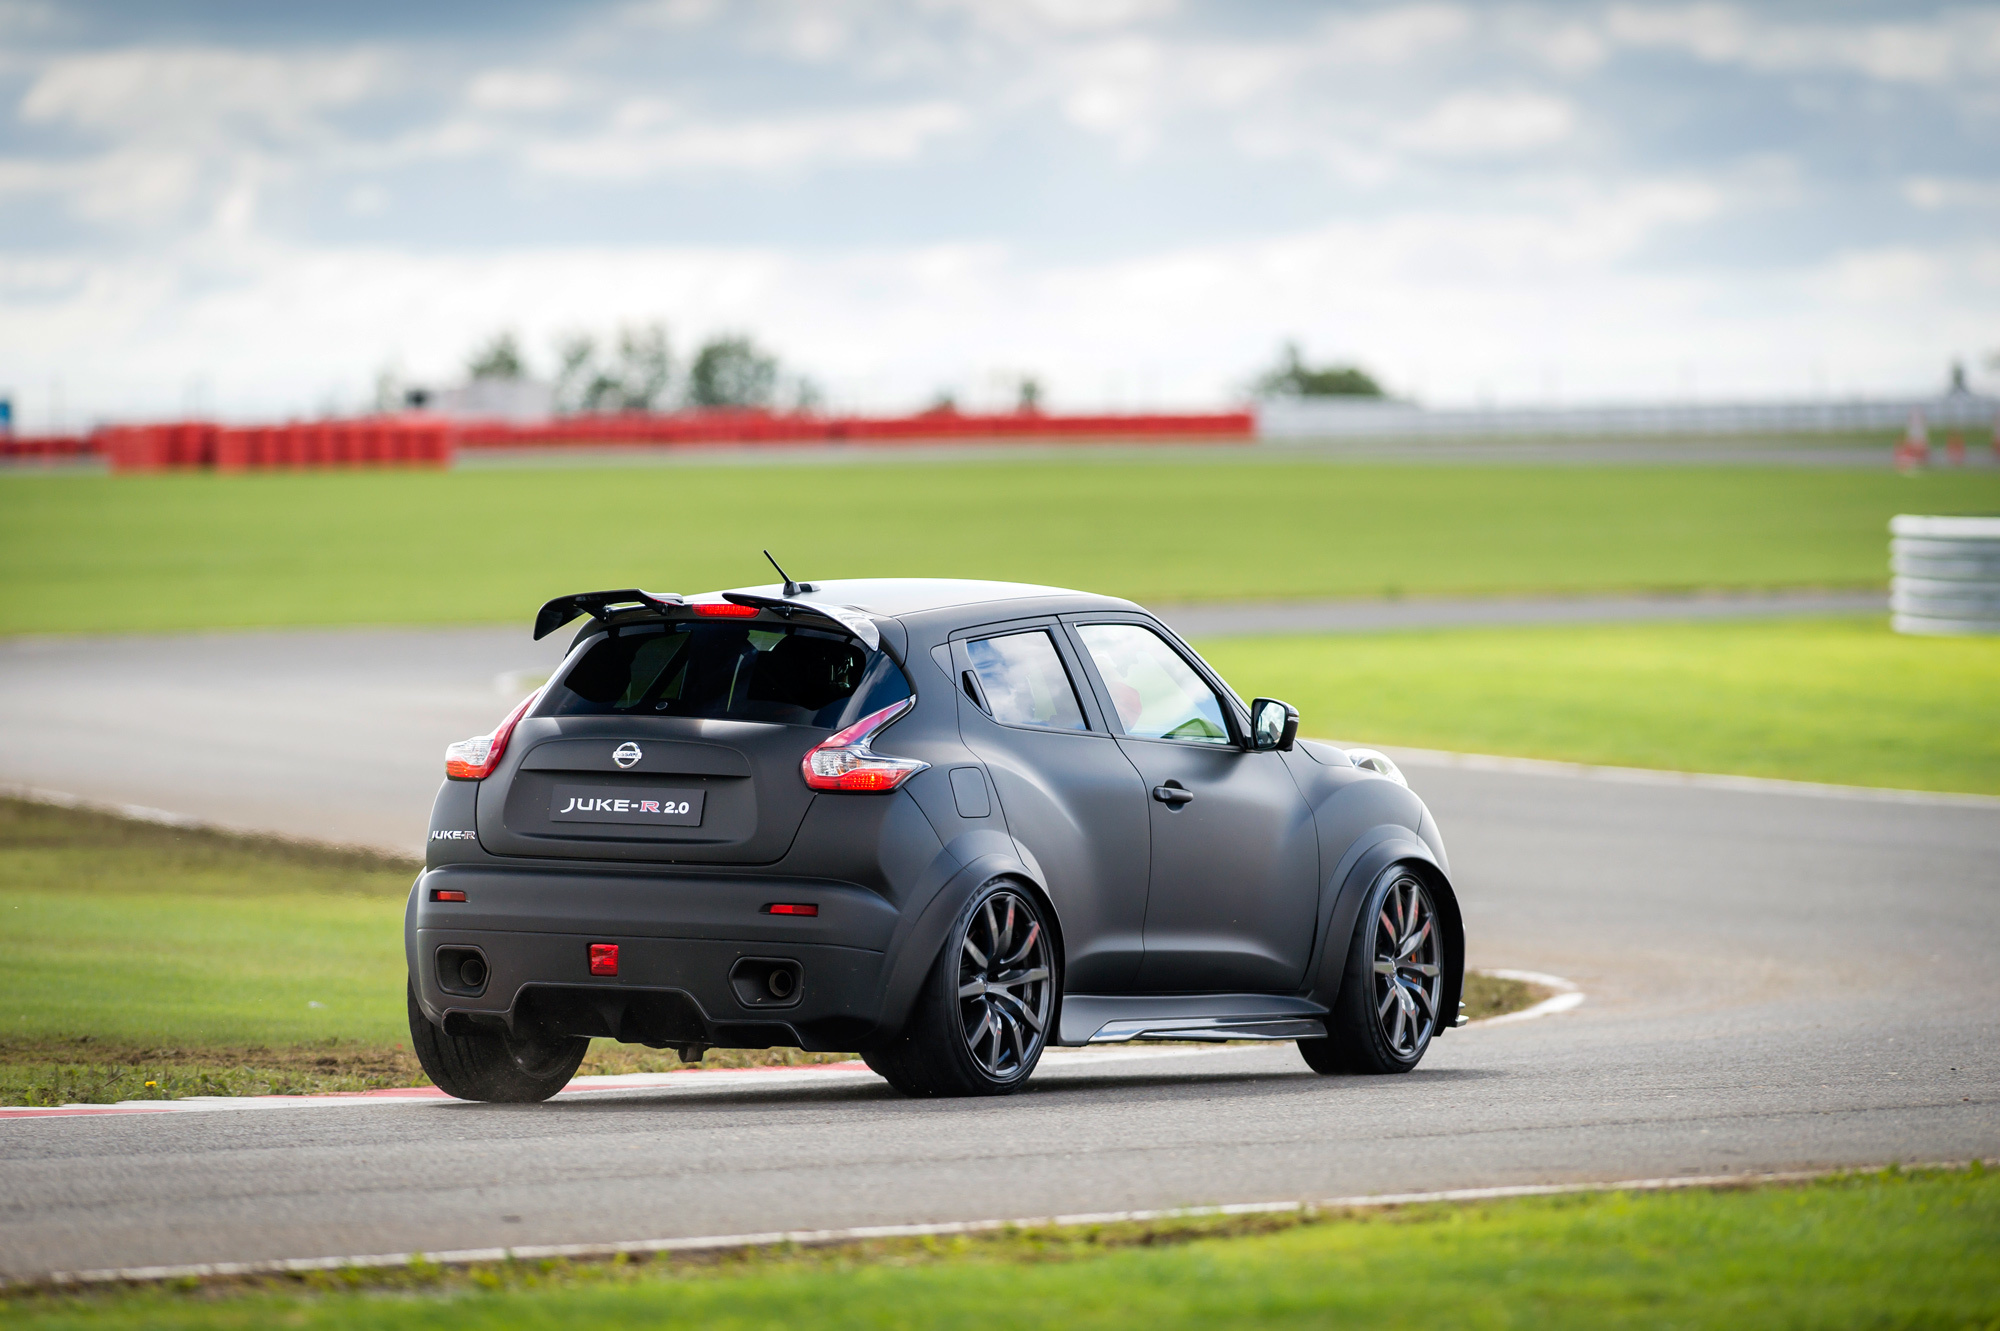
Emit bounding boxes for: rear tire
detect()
[407,982,588,1103]
[863,880,1056,1098]
[1299,864,1445,1076]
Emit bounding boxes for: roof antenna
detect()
[764,550,812,597]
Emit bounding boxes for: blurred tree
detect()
[1255,341,1384,397]
[469,332,526,381]
[552,323,673,413]
[616,324,672,410]
[1017,375,1043,413]
[687,335,778,408]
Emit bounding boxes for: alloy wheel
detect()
[956,889,1054,1079]
[1371,873,1441,1058]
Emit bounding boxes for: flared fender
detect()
[1304,828,1464,1035]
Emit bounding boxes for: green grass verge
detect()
[1201,615,2000,796]
[7,1168,1993,1327]
[0,798,1536,1105]
[5,461,1996,634]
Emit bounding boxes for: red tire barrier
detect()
[446,408,1254,451]
[97,417,456,473]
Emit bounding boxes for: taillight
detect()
[693,602,760,617]
[801,697,928,792]
[444,690,539,781]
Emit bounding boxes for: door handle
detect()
[1152,784,1195,806]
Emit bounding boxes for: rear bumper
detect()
[408,865,898,1051]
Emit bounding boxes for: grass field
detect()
[1202,615,2000,796]
[7,1168,1993,1328]
[0,797,1536,1105]
[4,460,1997,634]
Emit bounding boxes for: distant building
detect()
[414,378,554,422]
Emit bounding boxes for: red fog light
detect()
[589,943,619,976]
[431,889,466,902]
[764,903,818,916]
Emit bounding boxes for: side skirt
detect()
[1057,993,1328,1046]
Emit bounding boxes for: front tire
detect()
[1299,865,1445,1075]
[407,982,588,1103]
[864,880,1057,1098]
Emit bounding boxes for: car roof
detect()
[721,578,1130,619]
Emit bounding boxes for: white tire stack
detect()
[1891,515,2000,636]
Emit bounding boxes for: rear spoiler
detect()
[533,587,882,652]
[533,589,685,640]
[721,593,881,651]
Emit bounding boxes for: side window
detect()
[1075,623,1232,745]
[964,631,1088,731]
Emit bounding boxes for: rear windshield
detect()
[542,621,911,729]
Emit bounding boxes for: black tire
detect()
[862,880,1057,1098]
[407,982,588,1103]
[1299,864,1445,1076]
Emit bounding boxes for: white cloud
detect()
[13,168,1971,429]
[21,46,387,135]
[1396,90,1577,156]
[523,100,969,178]
[465,68,572,112]
[1605,4,2000,85]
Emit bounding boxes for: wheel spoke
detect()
[999,921,1041,968]
[962,934,988,968]
[987,985,1045,1030]
[1397,919,1432,959]
[958,978,987,999]
[1371,879,1443,1059]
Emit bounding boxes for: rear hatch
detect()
[475,614,910,865]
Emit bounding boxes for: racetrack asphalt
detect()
[0,618,1994,1281]
[0,590,1883,855]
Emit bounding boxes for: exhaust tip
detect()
[458,956,488,990]
[728,957,803,1008]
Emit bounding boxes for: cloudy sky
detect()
[2,0,1996,428]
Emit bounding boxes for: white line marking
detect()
[14,1163,1981,1291]
[1322,742,2000,809]
[1468,969,1586,1026]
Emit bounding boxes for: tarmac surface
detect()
[0,590,1884,854]
[0,617,1994,1280]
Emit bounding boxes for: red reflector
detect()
[694,602,760,617]
[764,903,819,916]
[589,943,619,976]
[431,889,467,902]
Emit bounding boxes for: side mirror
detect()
[1249,698,1299,752]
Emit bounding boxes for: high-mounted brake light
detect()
[693,602,760,618]
[444,689,540,781]
[801,697,929,793]
[763,902,818,916]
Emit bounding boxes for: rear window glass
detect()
[543,622,911,728]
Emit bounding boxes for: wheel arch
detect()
[1305,830,1464,1035]
[869,851,1065,1044]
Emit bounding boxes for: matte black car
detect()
[407,577,1464,1101]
